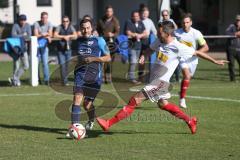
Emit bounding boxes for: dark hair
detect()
[82,14,93,21]
[158,21,175,35]
[41,12,48,17]
[139,3,148,13]
[62,15,70,20]
[80,19,93,28]
[105,5,113,10]
[182,13,192,21]
[131,10,140,17]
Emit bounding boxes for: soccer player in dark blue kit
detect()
[66,19,111,137]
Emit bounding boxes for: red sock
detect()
[180,79,190,99]
[161,103,190,123]
[109,97,137,127]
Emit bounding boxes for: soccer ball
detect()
[68,123,86,140]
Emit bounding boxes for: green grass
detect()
[0,59,240,160]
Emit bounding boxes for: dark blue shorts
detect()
[73,71,101,100]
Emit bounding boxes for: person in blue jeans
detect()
[124,10,148,84]
[66,19,111,137]
[54,16,77,86]
[34,12,53,85]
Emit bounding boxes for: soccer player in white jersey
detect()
[174,13,209,108]
[96,21,227,134]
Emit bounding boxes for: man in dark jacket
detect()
[226,14,240,82]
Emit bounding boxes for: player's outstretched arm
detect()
[194,51,228,66]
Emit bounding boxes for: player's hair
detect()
[41,12,48,17]
[158,21,175,35]
[82,15,93,21]
[79,19,93,28]
[182,13,192,21]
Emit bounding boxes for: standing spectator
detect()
[97,5,120,83]
[174,13,209,108]
[125,10,148,84]
[34,12,53,85]
[54,16,77,86]
[225,14,240,82]
[139,5,157,82]
[159,9,178,29]
[9,14,31,86]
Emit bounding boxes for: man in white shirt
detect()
[174,13,209,108]
[96,21,227,135]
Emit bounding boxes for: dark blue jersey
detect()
[75,36,110,84]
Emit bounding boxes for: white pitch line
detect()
[172,94,240,103]
[0,91,239,103]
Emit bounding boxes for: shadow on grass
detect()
[0,123,190,141]
[0,123,66,135]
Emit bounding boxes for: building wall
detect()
[70,0,95,25]
[0,1,14,24]
[98,0,158,33]
[17,0,62,26]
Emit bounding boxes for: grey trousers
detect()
[13,52,29,83]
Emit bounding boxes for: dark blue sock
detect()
[71,105,81,124]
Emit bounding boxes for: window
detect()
[0,0,9,8]
[37,0,52,6]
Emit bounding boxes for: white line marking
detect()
[0,91,239,103]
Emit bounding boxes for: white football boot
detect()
[180,98,187,108]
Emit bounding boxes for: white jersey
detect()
[150,38,195,82]
[174,27,206,64]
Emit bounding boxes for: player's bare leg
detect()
[158,99,197,134]
[180,67,191,108]
[96,91,147,131]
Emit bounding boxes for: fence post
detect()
[30,36,38,86]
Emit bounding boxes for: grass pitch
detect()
[0,59,240,160]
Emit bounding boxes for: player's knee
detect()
[157,99,168,108]
[83,100,93,110]
[74,94,82,105]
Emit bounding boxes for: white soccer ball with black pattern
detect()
[68,123,86,140]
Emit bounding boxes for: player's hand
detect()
[214,60,229,66]
[84,57,96,63]
[139,55,145,64]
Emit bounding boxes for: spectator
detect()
[54,16,77,86]
[9,14,31,86]
[225,14,240,82]
[97,5,120,83]
[34,12,53,85]
[124,10,148,84]
[159,9,178,29]
[78,15,98,37]
[139,5,157,82]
